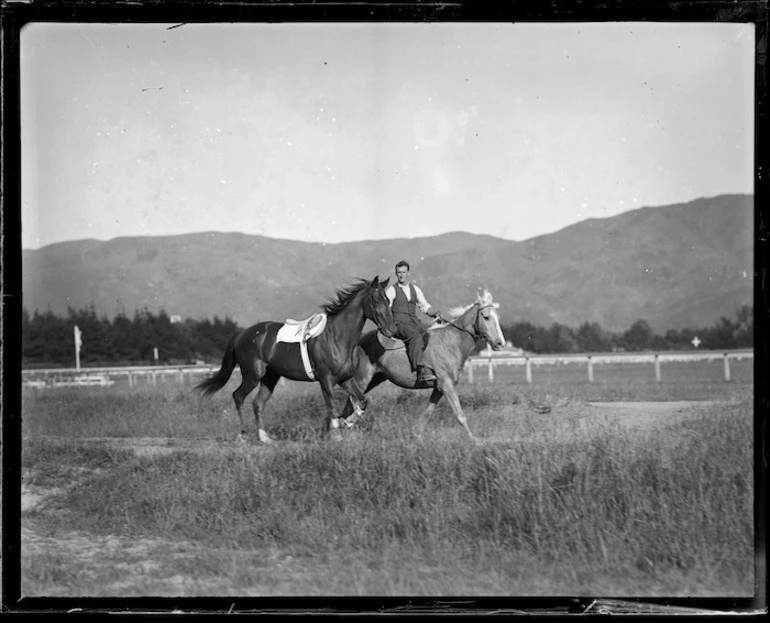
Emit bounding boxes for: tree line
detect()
[21,304,752,368]
[499,305,752,354]
[22,306,240,368]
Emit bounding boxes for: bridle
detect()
[438,302,497,344]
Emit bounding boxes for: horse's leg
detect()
[232,370,260,443]
[317,374,345,441]
[252,368,281,444]
[338,350,378,426]
[422,387,445,418]
[338,377,367,422]
[437,377,477,442]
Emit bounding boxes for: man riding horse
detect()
[384,260,442,384]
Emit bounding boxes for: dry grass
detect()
[18,367,754,597]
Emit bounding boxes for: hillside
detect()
[21,194,753,333]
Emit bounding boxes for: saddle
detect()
[377,332,408,351]
[276,313,328,381]
[276,313,328,344]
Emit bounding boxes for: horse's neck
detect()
[445,309,478,361]
[325,291,368,349]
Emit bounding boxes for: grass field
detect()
[17,360,755,598]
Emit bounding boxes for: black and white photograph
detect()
[6,10,763,613]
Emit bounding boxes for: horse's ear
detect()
[380,276,390,288]
[372,275,379,286]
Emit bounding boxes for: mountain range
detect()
[21,194,754,333]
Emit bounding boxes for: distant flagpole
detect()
[74,325,83,371]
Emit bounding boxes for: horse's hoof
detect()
[330,428,344,442]
[258,430,275,444]
[236,433,249,444]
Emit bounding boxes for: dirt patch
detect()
[583,400,721,430]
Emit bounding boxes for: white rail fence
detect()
[464,349,753,384]
[21,349,753,389]
[22,364,221,389]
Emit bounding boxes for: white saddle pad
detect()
[276,313,327,344]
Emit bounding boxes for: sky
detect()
[20,21,755,250]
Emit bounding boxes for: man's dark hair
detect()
[395,260,410,272]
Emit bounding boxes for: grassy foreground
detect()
[20,379,754,596]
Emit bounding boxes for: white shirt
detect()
[385,282,432,314]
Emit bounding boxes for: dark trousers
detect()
[395,320,429,372]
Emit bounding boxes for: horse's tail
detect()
[195,331,240,398]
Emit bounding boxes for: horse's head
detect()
[366,275,396,338]
[475,289,505,350]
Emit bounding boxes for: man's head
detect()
[395,260,410,285]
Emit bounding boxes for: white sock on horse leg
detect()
[258,429,273,443]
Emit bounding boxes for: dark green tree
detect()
[575,321,611,353]
[622,319,654,351]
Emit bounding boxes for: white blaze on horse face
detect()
[478,290,505,348]
[490,306,505,346]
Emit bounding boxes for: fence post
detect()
[723,353,731,381]
[488,357,494,382]
[587,356,594,382]
[525,357,532,383]
[152,370,157,386]
[128,371,134,387]
[654,354,661,382]
[467,361,474,384]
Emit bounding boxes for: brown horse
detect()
[340,289,506,441]
[195,276,396,442]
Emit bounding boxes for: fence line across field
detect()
[22,364,221,388]
[21,349,753,388]
[464,349,754,384]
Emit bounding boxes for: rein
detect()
[436,303,494,341]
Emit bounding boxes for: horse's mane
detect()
[321,278,371,315]
[447,303,475,319]
[446,289,495,319]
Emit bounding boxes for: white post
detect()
[74,325,82,371]
[587,356,594,382]
[525,357,532,383]
[723,353,731,382]
[488,357,494,382]
[467,362,474,384]
[153,347,159,365]
[654,354,661,382]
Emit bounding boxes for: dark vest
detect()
[392,284,418,323]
